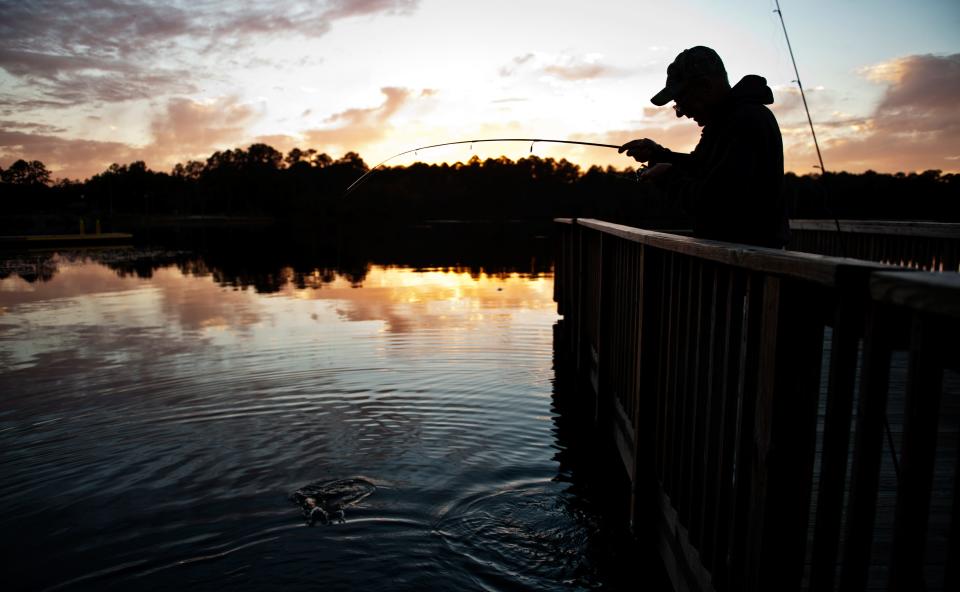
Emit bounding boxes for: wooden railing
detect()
[554,218,960,592]
[789,219,960,271]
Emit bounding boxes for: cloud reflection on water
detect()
[278,266,555,333]
[0,258,555,337]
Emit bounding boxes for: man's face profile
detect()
[670,77,717,127]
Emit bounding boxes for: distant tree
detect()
[335,151,368,171]
[314,152,332,168]
[245,143,283,169]
[286,148,322,175]
[1,159,51,186]
[172,160,204,181]
[204,149,243,174]
[285,148,304,167]
[287,148,330,169]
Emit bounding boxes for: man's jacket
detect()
[656,75,788,248]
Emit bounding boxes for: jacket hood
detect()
[729,75,774,105]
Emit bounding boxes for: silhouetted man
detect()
[620,46,788,248]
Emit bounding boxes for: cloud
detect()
[0,97,76,114]
[0,129,136,180]
[252,134,302,156]
[326,87,410,124]
[0,2,195,104]
[542,63,611,81]
[1,87,421,179]
[499,53,535,77]
[303,86,415,151]
[769,85,829,121]
[0,47,196,105]
[500,52,618,81]
[1,95,261,179]
[814,53,960,172]
[148,96,259,159]
[324,0,419,19]
[0,0,421,105]
[0,1,193,59]
[0,120,67,134]
[867,54,960,133]
[734,58,960,173]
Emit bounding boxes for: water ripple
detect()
[0,260,584,591]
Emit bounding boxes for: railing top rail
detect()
[790,219,960,239]
[562,218,892,286]
[870,271,960,318]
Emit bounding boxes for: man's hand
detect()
[638,162,673,180]
[618,138,665,163]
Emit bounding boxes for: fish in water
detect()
[290,478,376,526]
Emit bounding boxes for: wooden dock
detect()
[554,218,960,591]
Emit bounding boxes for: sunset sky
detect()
[1,0,957,181]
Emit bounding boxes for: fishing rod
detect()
[341,138,621,198]
[774,0,827,180]
[773,1,846,243]
[774,1,906,565]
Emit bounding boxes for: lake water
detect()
[0,237,666,591]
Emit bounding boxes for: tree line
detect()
[2,143,958,234]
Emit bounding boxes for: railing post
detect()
[724,271,763,591]
[889,312,946,590]
[840,302,896,591]
[629,243,651,530]
[666,256,689,499]
[700,267,732,576]
[597,232,613,427]
[810,284,865,590]
[659,252,679,484]
[745,277,825,591]
[688,262,712,547]
[571,224,579,356]
[677,259,701,526]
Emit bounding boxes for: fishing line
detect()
[774,0,827,181]
[774,3,903,496]
[341,138,621,198]
[773,0,846,250]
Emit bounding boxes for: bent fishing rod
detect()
[342,138,621,198]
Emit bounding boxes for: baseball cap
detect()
[650,46,727,106]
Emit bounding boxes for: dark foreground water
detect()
[0,241,665,591]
